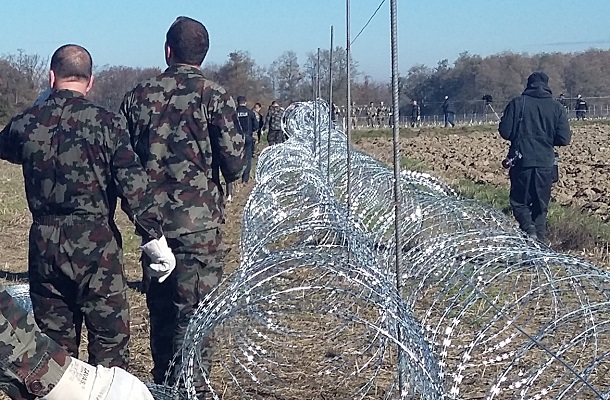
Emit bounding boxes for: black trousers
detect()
[242,136,254,183]
[509,166,553,241]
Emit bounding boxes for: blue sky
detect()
[1,1,608,81]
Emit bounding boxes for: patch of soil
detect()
[355,124,610,221]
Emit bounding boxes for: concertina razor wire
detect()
[6,100,610,399]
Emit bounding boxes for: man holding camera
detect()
[499,71,571,244]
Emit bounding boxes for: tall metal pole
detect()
[317,48,322,101]
[346,0,352,223]
[327,26,334,181]
[313,49,319,159]
[390,0,406,396]
[317,47,322,165]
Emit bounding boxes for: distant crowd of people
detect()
[331,98,442,129]
[331,93,593,129]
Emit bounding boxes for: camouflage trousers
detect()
[267,129,285,146]
[0,286,71,400]
[27,215,130,368]
[144,228,225,396]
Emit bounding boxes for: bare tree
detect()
[88,65,162,111]
[0,50,47,123]
[270,51,303,104]
[215,51,273,105]
[302,47,359,105]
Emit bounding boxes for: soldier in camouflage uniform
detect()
[120,17,245,397]
[376,101,388,128]
[366,101,377,128]
[0,45,172,370]
[264,100,285,145]
[0,285,155,400]
[350,102,359,129]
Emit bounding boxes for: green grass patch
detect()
[547,206,610,253]
[401,156,427,172]
[454,180,511,214]
[454,178,610,256]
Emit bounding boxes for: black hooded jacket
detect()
[499,77,571,168]
[442,98,455,113]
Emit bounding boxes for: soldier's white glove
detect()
[141,235,176,283]
[43,357,154,400]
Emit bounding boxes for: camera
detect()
[482,94,493,105]
[501,150,522,169]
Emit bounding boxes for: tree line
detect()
[400,49,610,116]
[1,47,609,124]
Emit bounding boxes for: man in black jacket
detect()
[442,95,455,127]
[575,94,588,120]
[499,71,571,243]
[235,95,259,184]
[410,100,421,127]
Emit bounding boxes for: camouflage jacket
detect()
[264,105,284,131]
[120,64,245,236]
[0,284,71,398]
[0,89,163,241]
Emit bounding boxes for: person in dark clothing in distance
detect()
[442,95,455,127]
[225,96,258,201]
[235,95,258,183]
[557,93,567,109]
[498,71,571,244]
[410,100,421,127]
[252,102,264,143]
[575,94,588,120]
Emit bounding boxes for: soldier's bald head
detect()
[50,44,92,82]
[166,16,209,66]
